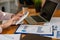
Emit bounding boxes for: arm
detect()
[0,13,23,33]
[0,18,14,33]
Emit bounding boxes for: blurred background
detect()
[0,0,17,13]
[0,0,60,13]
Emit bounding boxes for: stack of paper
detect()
[16,25,53,35]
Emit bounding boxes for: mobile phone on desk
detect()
[15,11,29,25]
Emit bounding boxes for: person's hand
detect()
[11,14,23,21]
[0,14,23,29]
[0,19,14,28]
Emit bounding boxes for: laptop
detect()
[25,0,58,24]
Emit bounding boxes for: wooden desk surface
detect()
[2,9,60,40]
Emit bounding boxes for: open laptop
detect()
[25,0,58,24]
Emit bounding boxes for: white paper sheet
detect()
[44,17,60,39]
[0,34,21,40]
[16,25,52,34]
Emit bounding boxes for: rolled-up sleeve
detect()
[0,11,14,20]
[1,12,14,20]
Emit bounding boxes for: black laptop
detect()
[25,0,58,24]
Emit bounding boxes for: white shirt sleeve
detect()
[0,27,2,33]
[1,12,14,20]
[0,10,14,20]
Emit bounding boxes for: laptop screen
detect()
[41,1,58,21]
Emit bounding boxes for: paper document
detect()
[16,25,52,35]
[44,17,60,39]
[0,34,21,40]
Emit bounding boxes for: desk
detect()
[2,9,60,40]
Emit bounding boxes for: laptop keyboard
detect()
[31,16,45,22]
